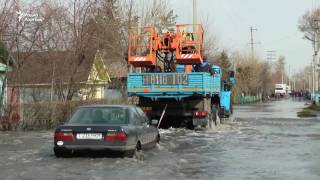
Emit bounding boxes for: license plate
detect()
[193,117,208,126]
[143,74,188,85]
[76,133,103,140]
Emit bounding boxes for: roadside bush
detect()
[0,104,21,131]
[12,98,128,130]
[297,104,320,118]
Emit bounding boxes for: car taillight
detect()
[54,132,75,142]
[193,111,208,117]
[104,132,127,142]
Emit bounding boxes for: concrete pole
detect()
[312,58,315,99]
[193,0,197,25]
[293,69,296,90]
[309,64,312,91]
[316,53,319,92]
[250,27,257,60]
[281,70,284,84]
[192,0,197,35]
[288,65,291,87]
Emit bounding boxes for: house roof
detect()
[7,51,96,86]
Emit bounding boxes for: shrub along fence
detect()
[1,98,128,131]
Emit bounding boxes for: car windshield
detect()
[68,107,129,125]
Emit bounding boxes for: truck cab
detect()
[275,84,287,97]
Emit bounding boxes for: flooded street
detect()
[1,99,320,180]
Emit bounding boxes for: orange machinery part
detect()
[175,24,204,65]
[128,26,158,67]
[128,24,204,67]
[184,65,192,73]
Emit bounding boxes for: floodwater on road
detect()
[1,99,320,180]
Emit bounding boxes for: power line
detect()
[247,26,260,59]
[266,50,276,62]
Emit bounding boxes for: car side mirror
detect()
[151,119,158,126]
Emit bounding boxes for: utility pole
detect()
[266,50,276,61]
[192,0,198,35]
[312,59,315,98]
[314,27,319,93]
[280,61,285,84]
[266,51,276,84]
[288,65,291,88]
[193,0,197,25]
[266,50,276,65]
[248,26,259,60]
[310,72,312,91]
[293,69,296,90]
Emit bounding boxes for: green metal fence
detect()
[239,95,261,104]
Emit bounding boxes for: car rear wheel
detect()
[125,142,142,158]
[133,142,144,160]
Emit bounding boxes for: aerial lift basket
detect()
[128,26,158,67]
[175,24,204,65]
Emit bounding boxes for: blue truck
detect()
[127,64,235,129]
[127,24,235,129]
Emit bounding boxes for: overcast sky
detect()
[170,0,319,73]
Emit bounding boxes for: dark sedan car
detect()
[53,105,160,157]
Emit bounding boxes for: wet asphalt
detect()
[0,98,320,180]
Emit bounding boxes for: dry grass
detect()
[297,104,319,118]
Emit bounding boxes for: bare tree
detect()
[0,0,50,129]
[298,8,320,44]
[231,51,274,102]
[200,16,219,57]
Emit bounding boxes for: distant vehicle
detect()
[275,84,287,97]
[53,105,160,158]
[286,85,292,95]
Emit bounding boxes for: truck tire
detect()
[187,117,195,130]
